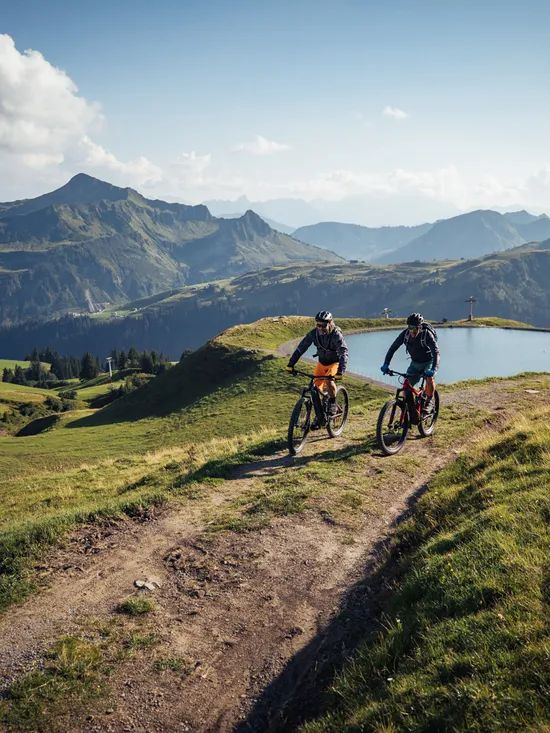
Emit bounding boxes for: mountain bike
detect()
[287,369,349,456]
[376,369,439,455]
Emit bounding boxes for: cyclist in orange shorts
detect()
[285,311,348,418]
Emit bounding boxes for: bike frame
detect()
[386,369,427,425]
[290,368,336,426]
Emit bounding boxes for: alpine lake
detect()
[345,326,550,384]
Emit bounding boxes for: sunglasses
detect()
[409,326,420,332]
[316,322,329,328]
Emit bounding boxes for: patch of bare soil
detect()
[0,379,547,732]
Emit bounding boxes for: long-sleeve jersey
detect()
[384,326,440,371]
[288,326,349,373]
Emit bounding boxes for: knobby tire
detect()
[418,390,440,438]
[376,398,409,455]
[288,397,312,456]
[326,386,349,438]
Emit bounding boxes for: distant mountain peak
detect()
[232,209,272,236]
[242,208,265,221]
[62,173,138,201]
[0,173,142,220]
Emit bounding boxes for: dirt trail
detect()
[0,379,545,732]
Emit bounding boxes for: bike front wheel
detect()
[418,390,440,438]
[376,398,409,455]
[326,386,349,438]
[288,397,312,455]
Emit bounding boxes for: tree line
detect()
[2,346,172,388]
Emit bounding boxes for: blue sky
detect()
[1,0,550,224]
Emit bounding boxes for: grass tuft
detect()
[0,636,105,731]
[116,597,154,616]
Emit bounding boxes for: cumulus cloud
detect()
[0,34,161,194]
[232,135,291,155]
[0,34,101,157]
[78,136,163,187]
[382,105,409,120]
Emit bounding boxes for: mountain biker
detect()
[380,313,439,415]
[285,311,348,418]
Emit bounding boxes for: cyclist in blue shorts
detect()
[380,312,440,416]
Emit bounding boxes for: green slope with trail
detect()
[1,316,550,732]
[0,317,384,611]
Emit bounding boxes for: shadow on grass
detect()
[232,428,427,480]
[228,433,384,480]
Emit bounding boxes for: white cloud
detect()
[522,166,550,208]
[20,153,65,169]
[172,151,212,180]
[232,135,291,155]
[0,34,101,157]
[382,105,409,120]
[0,34,161,194]
[2,35,550,225]
[279,165,466,203]
[78,136,163,187]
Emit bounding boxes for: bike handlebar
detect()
[386,369,426,379]
[386,369,407,378]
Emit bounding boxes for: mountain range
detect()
[292,209,550,264]
[0,174,342,326]
[3,173,550,338]
[375,209,550,264]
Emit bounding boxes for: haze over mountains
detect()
[0,174,342,325]
[292,221,433,261]
[204,193,550,264]
[203,193,462,229]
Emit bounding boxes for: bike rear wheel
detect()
[418,390,440,437]
[326,386,349,438]
[376,398,409,455]
[288,397,312,455]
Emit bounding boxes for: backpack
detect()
[313,326,340,358]
[422,322,438,342]
[404,322,438,348]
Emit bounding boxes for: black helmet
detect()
[315,310,333,322]
[407,312,424,327]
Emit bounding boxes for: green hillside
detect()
[0,359,50,371]
[3,247,550,358]
[0,319,383,610]
[0,380,66,436]
[0,174,342,326]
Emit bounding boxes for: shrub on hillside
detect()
[58,389,78,400]
[122,373,149,394]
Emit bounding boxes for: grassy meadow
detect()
[0,359,50,372]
